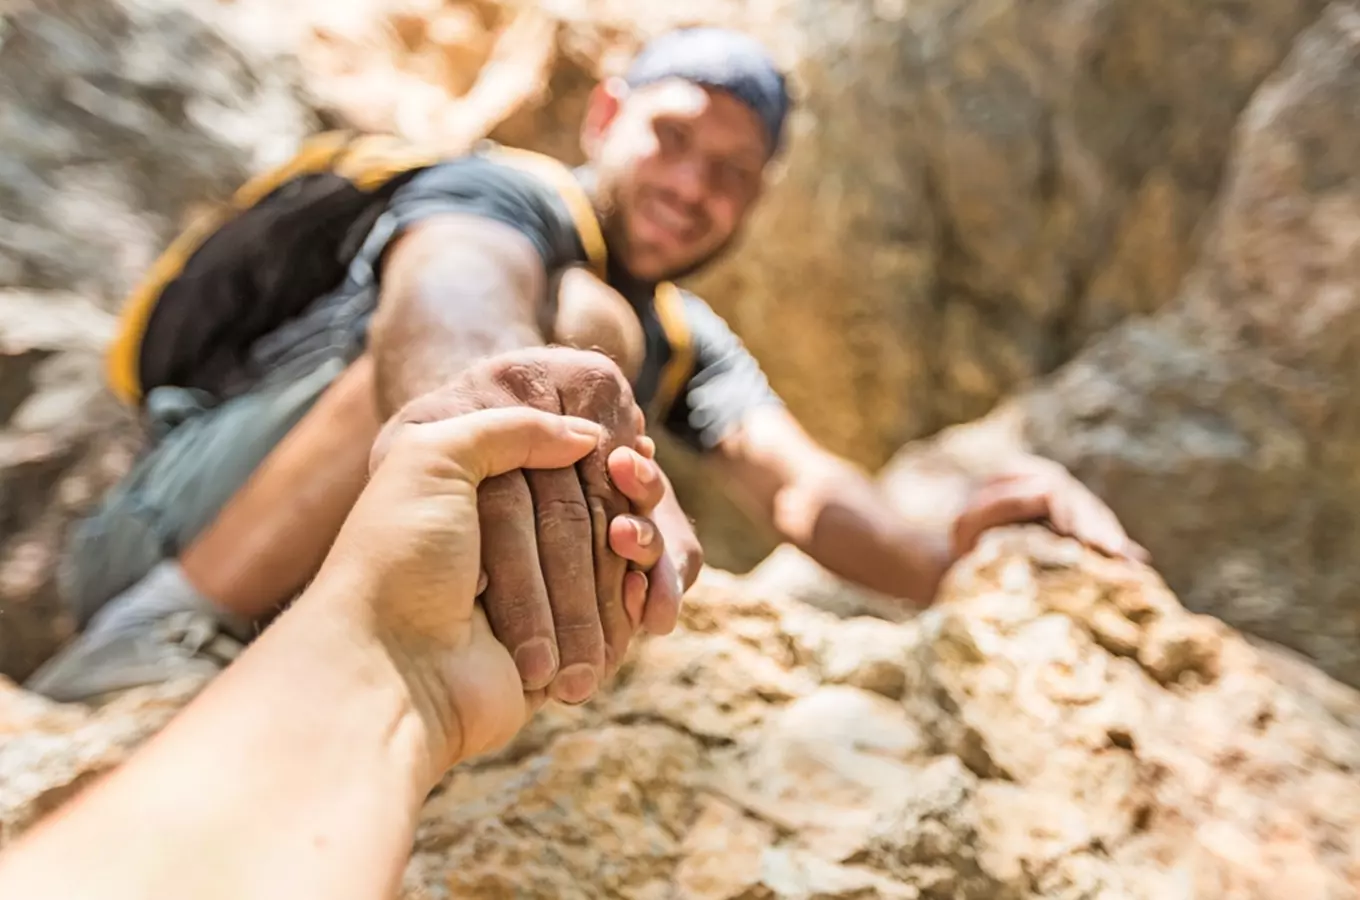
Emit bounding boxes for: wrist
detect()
[288,572,463,790]
[303,557,525,778]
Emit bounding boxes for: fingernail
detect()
[553,663,598,705]
[634,517,655,547]
[514,638,558,690]
[633,455,658,485]
[565,417,601,438]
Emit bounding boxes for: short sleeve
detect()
[354,155,587,281]
[662,293,784,452]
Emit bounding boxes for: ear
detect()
[580,78,627,158]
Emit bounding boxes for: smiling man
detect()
[27,27,1146,706]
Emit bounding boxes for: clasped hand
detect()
[318,347,693,768]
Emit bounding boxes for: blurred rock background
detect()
[2,0,1359,895]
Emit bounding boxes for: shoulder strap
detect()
[483,145,609,279]
[333,133,445,191]
[650,281,695,422]
[105,131,439,406]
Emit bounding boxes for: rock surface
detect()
[0,0,320,302]
[754,2,1360,688]
[0,0,325,680]
[0,291,139,680]
[4,4,1360,895]
[1021,1,1360,687]
[3,528,1358,897]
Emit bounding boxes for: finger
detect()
[393,408,602,484]
[623,570,648,630]
[608,514,664,571]
[525,467,606,706]
[1069,503,1129,559]
[557,363,641,682]
[640,551,684,636]
[590,496,633,679]
[1127,540,1152,564]
[635,435,657,460]
[479,471,558,691]
[951,478,1051,557]
[607,447,666,512]
[1070,500,1148,563]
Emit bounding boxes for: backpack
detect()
[105,130,694,418]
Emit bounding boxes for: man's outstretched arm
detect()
[711,406,1146,607]
[712,407,952,604]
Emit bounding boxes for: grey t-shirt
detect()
[360,152,785,452]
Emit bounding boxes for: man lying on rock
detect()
[26,27,1146,705]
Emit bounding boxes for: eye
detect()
[715,160,757,196]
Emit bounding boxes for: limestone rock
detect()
[838,2,1360,686]
[0,0,320,303]
[1019,1,1360,686]
[3,534,1357,897]
[0,292,138,680]
[0,0,325,680]
[760,3,1360,687]
[917,528,1360,899]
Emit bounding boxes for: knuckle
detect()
[569,360,634,409]
[543,550,593,592]
[482,592,548,636]
[536,497,593,538]
[491,360,555,407]
[479,473,531,514]
[554,619,605,642]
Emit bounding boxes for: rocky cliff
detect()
[0,0,322,679]
[761,1,1360,687]
[4,528,1358,897]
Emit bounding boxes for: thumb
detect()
[400,407,602,485]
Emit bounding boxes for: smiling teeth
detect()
[653,202,688,232]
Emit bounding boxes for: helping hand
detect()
[370,347,686,709]
[323,405,606,769]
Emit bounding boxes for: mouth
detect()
[637,192,702,245]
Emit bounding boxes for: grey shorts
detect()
[59,356,347,627]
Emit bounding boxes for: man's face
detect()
[582,78,770,282]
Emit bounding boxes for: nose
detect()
[669,154,707,207]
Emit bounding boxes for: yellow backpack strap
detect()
[105,131,438,406]
[651,281,695,421]
[484,146,609,279]
[334,133,445,191]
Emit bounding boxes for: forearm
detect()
[717,409,953,606]
[772,458,951,605]
[367,218,550,417]
[372,299,543,416]
[0,589,434,900]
